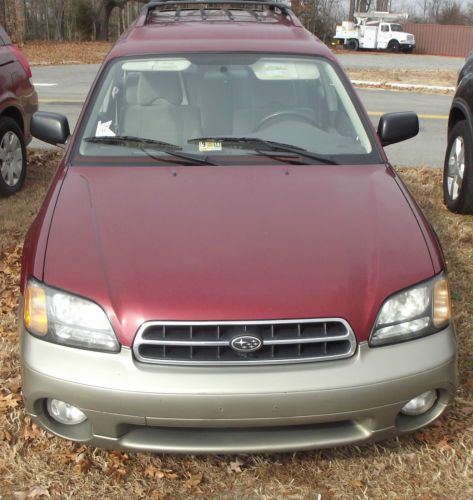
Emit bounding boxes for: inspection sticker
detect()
[199,140,222,152]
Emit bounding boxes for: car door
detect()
[376,24,390,49]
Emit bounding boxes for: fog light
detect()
[401,390,437,416]
[47,399,87,425]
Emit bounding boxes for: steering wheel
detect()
[253,111,320,132]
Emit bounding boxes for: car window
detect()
[0,26,11,45]
[76,54,380,164]
[390,24,403,32]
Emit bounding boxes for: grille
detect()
[133,319,357,365]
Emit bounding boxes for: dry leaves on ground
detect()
[22,42,112,66]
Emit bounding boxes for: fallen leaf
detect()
[351,479,364,488]
[145,464,165,479]
[144,465,178,480]
[228,458,244,473]
[372,463,386,477]
[461,406,473,416]
[435,439,455,452]
[27,486,50,498]
[0,393,20,413]
[22,419,45,442]
[14,487,50,499]
[185,472,203,489]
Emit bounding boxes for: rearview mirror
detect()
[31,111,70,147]
[377,112,419,147]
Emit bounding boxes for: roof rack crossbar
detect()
[142,0,291,20]
[248,9,261,21]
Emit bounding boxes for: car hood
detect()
[44,164,435,345]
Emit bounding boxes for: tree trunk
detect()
[3,0,26,44]
[356,0,372,13]
[376,0,390,11]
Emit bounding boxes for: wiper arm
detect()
[84,135,181,150]
[189,136,338,165]
[84,135,217,166]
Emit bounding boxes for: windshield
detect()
[76,53,380,165]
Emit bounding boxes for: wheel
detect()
[388,40,400,52]
[0,117,26,196]
[254,111,320,133]
[347,39,359,51]
[443,120,473,214]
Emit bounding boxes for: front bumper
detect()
[21,325,457,454]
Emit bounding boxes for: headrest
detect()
[125,75,138,105]
[138,71,183,106]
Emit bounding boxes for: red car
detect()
[0,26,37,196]
[20,1,456,453]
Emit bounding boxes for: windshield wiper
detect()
[188,136,338,165]
[84,135,217,166]
[85,135,181,149]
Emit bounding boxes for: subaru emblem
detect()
[230,335,263,353]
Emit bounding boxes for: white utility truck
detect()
[334,11,415,53]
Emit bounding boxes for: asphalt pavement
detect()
[30,61,453,167]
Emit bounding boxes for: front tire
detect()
[443,120,473,214]
[388,40,400,52]
[0,117,27,196]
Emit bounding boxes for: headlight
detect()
[24,279,120,352]
[370,273,451,347]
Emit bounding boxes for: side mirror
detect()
[31,111,70,147]
[377,112,419,147]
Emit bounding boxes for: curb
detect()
[351,79,455,92]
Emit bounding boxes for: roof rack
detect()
[141,0,294,23]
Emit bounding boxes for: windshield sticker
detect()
[199,141,222,152]
[95,120,116,138]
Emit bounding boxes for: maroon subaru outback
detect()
[0,26,37,196]
[20,0,456,453]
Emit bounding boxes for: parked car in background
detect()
[444,51,473,213]
[20,0,456,454]
[0,25,38,196]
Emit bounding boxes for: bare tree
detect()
[437,0,466,24]
[349,0,356,20]
[1,0,26,43]
[376,0,390,11]
[293,0,343,41]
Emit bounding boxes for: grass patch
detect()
[1,153,472,498]
[346,68,457,94]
